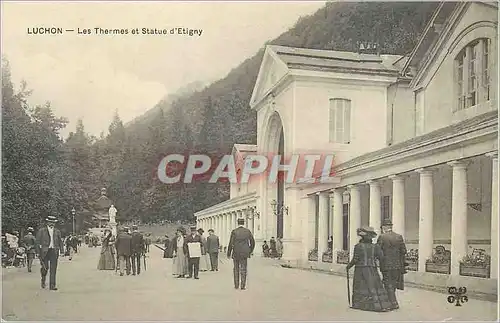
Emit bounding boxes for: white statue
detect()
[108,205,117,224]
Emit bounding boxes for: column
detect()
[332,188,344,252]
[303,195,316,260]
[448,161,468,276]
[416,168,434,273]
[348,185,361,259]
[226,213,231,241]
[318,192,330,259]
[250,208,255,233]
[367,180,382,238]
[487,152,498,278]
[389,174,406,237]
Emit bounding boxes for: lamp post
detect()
[71,208,76,234]
[270,199,288,216]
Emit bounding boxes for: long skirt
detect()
[97,248,116,270]
[351,266,394,312]
[199,254,211,271]
[172,247,188,276]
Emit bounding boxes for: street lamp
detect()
[71,208,76,234]
[270,199,288,216]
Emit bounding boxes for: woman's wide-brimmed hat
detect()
[357,226,376,237]
[46,215,58,223]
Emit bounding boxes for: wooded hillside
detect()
[2,2,438,232]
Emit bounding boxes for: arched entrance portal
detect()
[262,111,286,240]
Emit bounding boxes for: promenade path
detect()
[2,245,497,321]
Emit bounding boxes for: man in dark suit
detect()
[377,219,407,310]
[115,227,132,276]
[130,225,144,275]
[227,218,255,290]
[23,227,36,272]
[184,226,202,279]
[35,216,64,290]
[206,229,220,271]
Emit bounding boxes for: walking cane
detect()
[346,267,351,307]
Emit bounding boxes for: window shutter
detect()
[343,100,351,144]
[335,100,344,143]
[329,99,336,142]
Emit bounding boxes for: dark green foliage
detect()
[2,3,437,229]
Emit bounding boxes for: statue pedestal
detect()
[109,221,117,237]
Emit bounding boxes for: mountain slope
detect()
[114,2,438,222]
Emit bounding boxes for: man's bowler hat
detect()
[46,216,58,223]
[381,219,393,227]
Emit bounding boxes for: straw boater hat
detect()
[357,226,376,237]
[27,227,34,232]
[46,215,58,223]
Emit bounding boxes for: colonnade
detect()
[196,205,258,249]
[306,152,498,278]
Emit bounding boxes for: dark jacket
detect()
[35,226,64,257]
[163,239,173,258]
[346,242,382,270]
[130,231,144,254]
[206,234,220,253]
[377,231,407,271]
[23,233,36,254]
[183,233,202,258]
[115,232,132,256]
[227,226,255,260]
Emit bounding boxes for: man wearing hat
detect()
[23,227,36,272]
[115,226,132,276]
[183,226,202,279]
[206,229,220,271]
[377,219,407,309]
[130,225,145,275]
[227,218,255,290]
[35,215,64,290]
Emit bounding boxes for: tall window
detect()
[483,39,491,101]
[455,38,492,111]
[381,196,391,221]
[329,98,351,144]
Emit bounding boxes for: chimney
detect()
[358,41,380,55]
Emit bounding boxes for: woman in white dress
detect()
[197,229,211,272]
[172,229,188,278]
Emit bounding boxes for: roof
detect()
[402,2,462,76]
[315,110,497,178]
[268,45,404,76]
[232,144,258,170]
[233,144,257,153]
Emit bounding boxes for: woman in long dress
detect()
[276,238,283,259]
[346,226,394,312]
[197,229,211,272]
[97,229,116,270]
[171,229,188,278]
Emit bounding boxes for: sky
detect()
[1,1,325,137]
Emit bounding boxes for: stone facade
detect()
[195,1,498,295]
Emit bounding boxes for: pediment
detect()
[250,46,289,109]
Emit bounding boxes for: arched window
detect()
[455,38,492,111]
